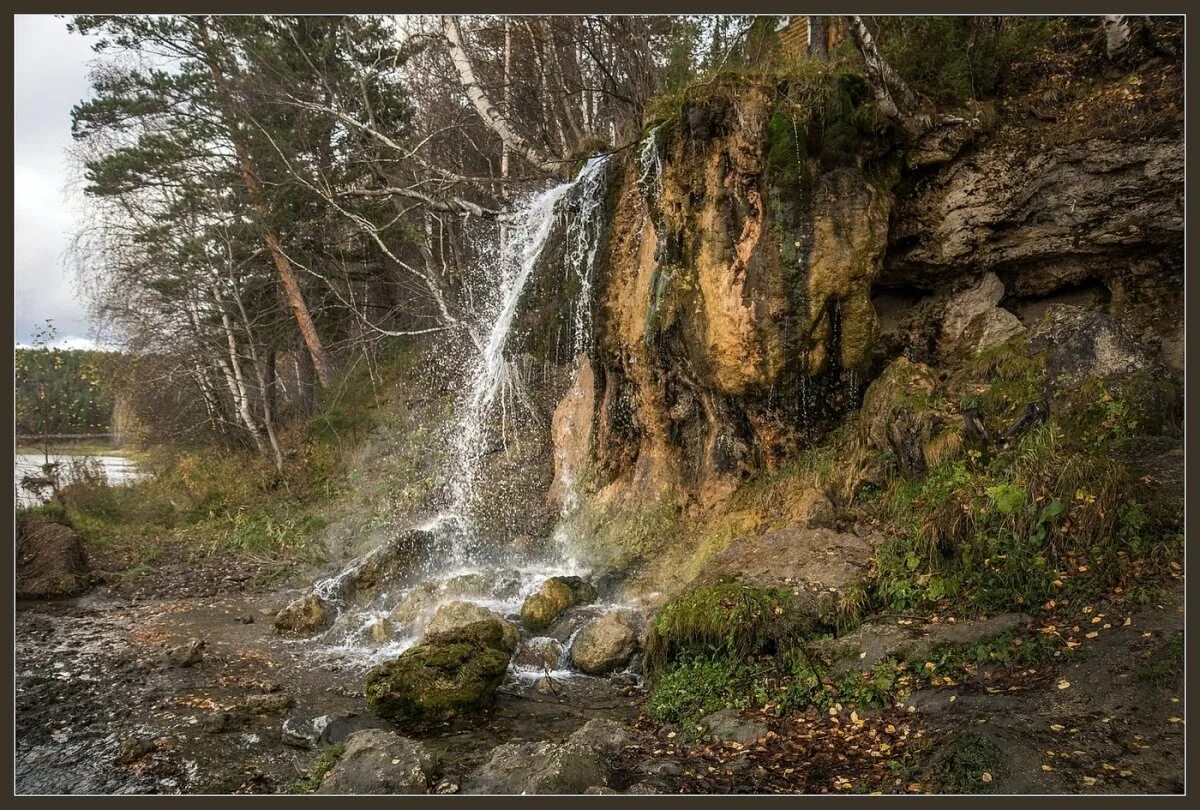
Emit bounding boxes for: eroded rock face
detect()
[16,517,90,599]
[570,614,638,675]
[887,135,1183,347]
[317,729,435,795]
[586,88,893,508]
[364,621,512,725]
[549,357,597,513]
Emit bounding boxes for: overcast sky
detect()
[13,14,100,349]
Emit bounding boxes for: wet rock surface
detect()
[14,582,646,795]
[364,621,513,724]
[519,576,596,633]
[570,613,638,675]
[425,601,519,652]
[273,594,332,636]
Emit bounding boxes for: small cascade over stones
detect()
[294,157,636,681]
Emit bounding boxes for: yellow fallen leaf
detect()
[981,772,992,784]
[1086,631,1099,639]
[1042,765,1054,772]
[1057,680,1071,690]
[1050,724,1064,732]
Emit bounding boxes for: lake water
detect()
[14,453,144,508]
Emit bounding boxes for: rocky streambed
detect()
[14,564,654,795]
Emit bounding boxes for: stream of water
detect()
[307,157,618,669]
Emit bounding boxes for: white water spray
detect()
[308,157,613,661]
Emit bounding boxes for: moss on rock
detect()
[364,621,512,724]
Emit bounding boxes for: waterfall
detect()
[307,157,612,660]
[447,156,610,550]
[637,125,663,201]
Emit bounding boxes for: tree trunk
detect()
[1103,15,1132,60]
[809,16,829,61]
[196,17,334,388]
[845,15,924,137]
[442,16,558,173]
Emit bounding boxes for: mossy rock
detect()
[364,621,512,724]
[519,576,597,633]
[859,357,963,476]
[424,601,519,653]
[643,582,809,679]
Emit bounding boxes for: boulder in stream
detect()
[274,594,332,636]
[570,613,638,675]
[364,620,512,724]
[520,576,597,633]
[515,637,564,671]
[424,601,519,653]
[316,728,436,794]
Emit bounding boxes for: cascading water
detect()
[307,157,615,668]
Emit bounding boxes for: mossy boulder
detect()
[859,357,963,476]
[364,621,513,724]
[424,601,519,653]
[274,594,333,636]
[519,576,597,633]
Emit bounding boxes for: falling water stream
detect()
[306,157,619,672]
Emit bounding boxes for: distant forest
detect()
[14,348,115,438]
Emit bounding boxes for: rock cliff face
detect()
[547,76,1182,523]
[586,86,893,508]
[884,132,1183,367]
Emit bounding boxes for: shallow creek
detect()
[15,582,645,795]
